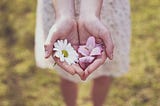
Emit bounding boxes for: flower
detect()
[78,36,103,63]
[53,39,79,65]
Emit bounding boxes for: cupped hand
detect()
[78,16,114,80]
[44,17,84,77]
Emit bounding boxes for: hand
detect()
[78,15,114,80]
[44,17,84,77]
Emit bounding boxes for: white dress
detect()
[35,0,131,82]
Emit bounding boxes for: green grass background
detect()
[0,0,160,106]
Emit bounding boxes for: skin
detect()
[44,0,84,77]
[44,1,82,106]
[44,0,114,106]
[60,78,78,106]
[79,0,114,80]
[78,1,114,105]
[92,76,112,106]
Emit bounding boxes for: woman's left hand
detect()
[78,15,114,80]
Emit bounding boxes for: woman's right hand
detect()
[44,17,84,77]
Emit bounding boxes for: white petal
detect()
[53,48,59,51]
[66,43,72,48]
[57,40,63,50]
[63,39,68,47]
[54,42,59,49]
[54,51,62,58]
[65,57,74,65]
[60,56,65,62]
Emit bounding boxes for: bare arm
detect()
[44,0,84,76]
[78,0,114,79]
[79,0,113,59]
[80,0,103,18]
[53,0,75,19]
[45,0,76,58]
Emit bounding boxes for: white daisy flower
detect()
[53,39,79,65]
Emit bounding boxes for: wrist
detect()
[56,13,75,20]
[79,14,98,23]
[79,8,100,19]
[56,15,76,26]
[53,0,75,19]
[55,7,75,19]
[79,0,102,19]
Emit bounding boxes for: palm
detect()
[46,18,78,47]
[44,18,84,77]
[78,17,114,80]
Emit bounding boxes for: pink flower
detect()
[78,36,103,63]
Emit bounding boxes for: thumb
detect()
[44,44,53,58]
[44,27,58,58]
[101,31,114,60]
[94,23,114,60]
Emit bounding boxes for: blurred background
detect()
[0,0,160,106]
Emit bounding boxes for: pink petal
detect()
[96,44,103,51]
[90,46,102,56]
[78,46,89,56]
[79,56,95,63]
[86,36,96,51]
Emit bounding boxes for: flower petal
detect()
[65,58,73,65]
[54,51,62,58]
[63,39,67,47]
[52,39,79,65]
[90,46,102,56]
[53,48,59,51]
[78,46,89,56]
[86,36,96,51]
[60,55,65,62]
[79,56,95,63]
[54,42,59,49]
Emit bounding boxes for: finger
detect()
[79,70,90,81]
[79,61,87,70]
[100,29,114,60]
[44,44,53,58]
[72,64,85,77]
[54,57,76,75]
[83,70,90,80]
[85,51,107,74]
[94,23,114,60]
[44,26,59,58]
[80,72,88,81]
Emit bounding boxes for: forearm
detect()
[53,0,75,19]
[80,0,103,18]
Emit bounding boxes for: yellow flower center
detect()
[62,50,68,57]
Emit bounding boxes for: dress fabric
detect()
[35,0,131,82]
